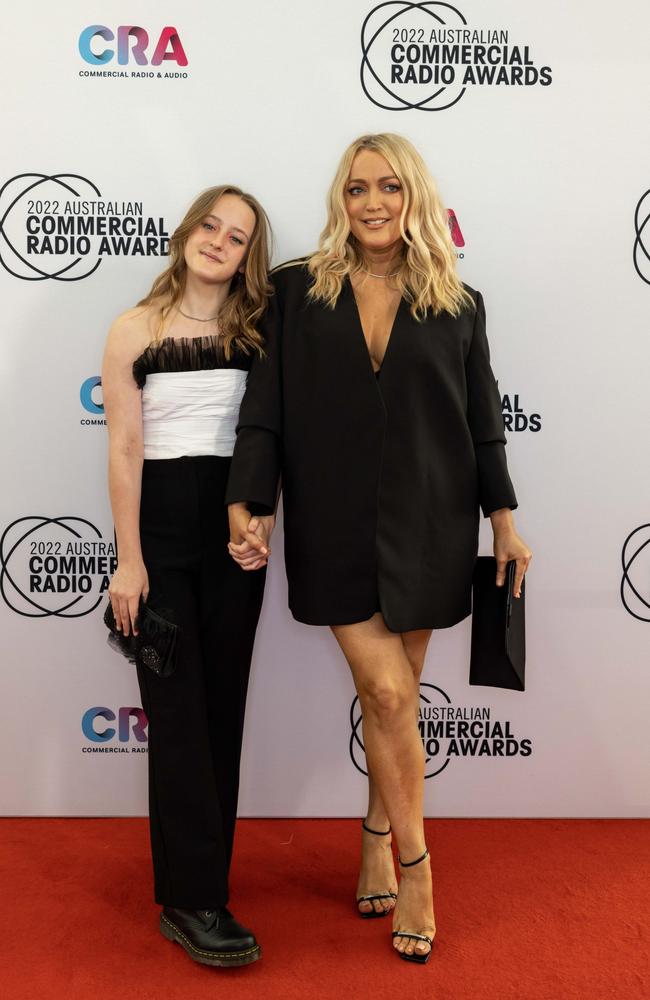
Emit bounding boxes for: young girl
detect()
[103,185,272,967]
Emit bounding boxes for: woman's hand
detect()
[490,509,532,598]
[108,561,149,636]
[228,503,274,571]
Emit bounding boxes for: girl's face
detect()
[344,149,404,255]
[184,193,256,284]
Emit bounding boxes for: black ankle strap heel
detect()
[356,819,397,919]
[397,847,429,868]
[362,819,391,837]
[392,846,434,964]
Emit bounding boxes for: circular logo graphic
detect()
[361,2,468,112]
[0,173,103,280]
[621,524,650,622]
[349,682,532,776]
[350,683,453,779]
[80,376,104,414]
[0,516,116,617]
[633,189,650,285]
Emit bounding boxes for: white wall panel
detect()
[1,1,648,817]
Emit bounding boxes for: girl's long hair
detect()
[138,185,272,357]
[307,133,472,319]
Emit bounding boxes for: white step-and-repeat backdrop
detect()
[1,1,649,817]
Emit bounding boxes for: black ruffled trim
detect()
[132,335,250,388]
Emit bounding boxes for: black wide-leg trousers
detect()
[135,456,266,908]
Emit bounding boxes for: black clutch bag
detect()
[103,598,179,678]
[469,556,525,691]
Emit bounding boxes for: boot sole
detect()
[160,913,261,967]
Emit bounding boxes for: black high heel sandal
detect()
[356,820,398,919]
[392,848,435,964]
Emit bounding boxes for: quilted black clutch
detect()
[103,598,179,678]
[469,556,526,691]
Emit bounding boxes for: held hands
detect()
[228,502,275,571]
[490,509,532,598]
[108,561,149,637]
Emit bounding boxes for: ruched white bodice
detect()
[141,369,247,459]
[132,335,250,460]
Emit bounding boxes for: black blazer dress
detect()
[225,261,517,633]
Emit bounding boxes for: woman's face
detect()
[344,149,404,255]
[184,193,256,284]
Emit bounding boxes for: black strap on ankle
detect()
[362,819,391,836]
[398,847,429,867]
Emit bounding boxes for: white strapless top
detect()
[141,368,247,459]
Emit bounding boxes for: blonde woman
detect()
[102,185,272,967]
[227,134,531,964]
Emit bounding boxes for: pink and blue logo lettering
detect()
[79,26,188,67]
[82,706,148,743]
[447,209,465,248]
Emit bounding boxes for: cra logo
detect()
[79,25,188,66]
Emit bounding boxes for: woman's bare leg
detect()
[356,773,397,915]
[358,627,432,915]
[401,628,433,688]
[332,614,435,957]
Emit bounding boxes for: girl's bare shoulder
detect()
[106,302,160,361]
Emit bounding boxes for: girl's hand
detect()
[108,561,149,636]
[228,505,274,571]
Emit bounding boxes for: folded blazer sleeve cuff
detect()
[224,426,281,515]
[476,441,518,517]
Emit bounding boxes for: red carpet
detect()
[2,818,649,1000]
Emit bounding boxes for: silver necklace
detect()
[362,269,400,279]
[178,306,220,322]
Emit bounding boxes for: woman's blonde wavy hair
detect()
[138,185,272,358]
[307,133,472,319]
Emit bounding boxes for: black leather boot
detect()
[160,907,261,966]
